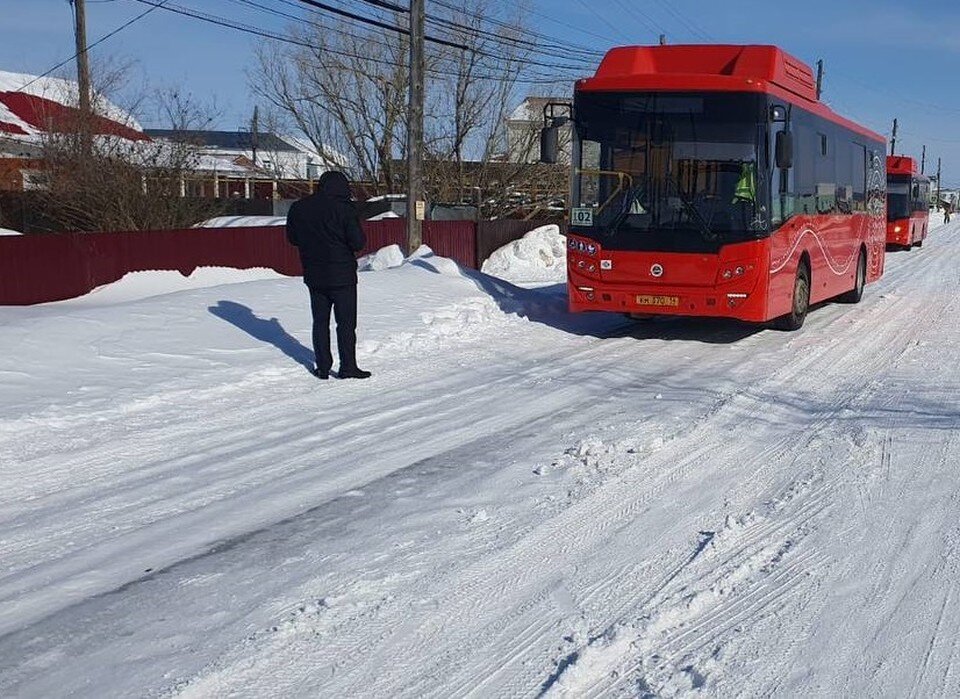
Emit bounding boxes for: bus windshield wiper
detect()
[666,174,717,242]
[609,175,650,234]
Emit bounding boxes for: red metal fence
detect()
[0,218,541,305]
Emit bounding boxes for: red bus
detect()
[886,155,930,249]
[542,45,887,330]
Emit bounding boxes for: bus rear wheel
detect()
[773,262,810,331]
[839,248,866,303]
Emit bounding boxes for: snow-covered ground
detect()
[2,221,960,696]
[0,227,22,236]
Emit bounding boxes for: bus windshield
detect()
[571,91,767,252]
[886,177,910,221]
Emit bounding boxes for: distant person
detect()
[286,171,371,380]
[945,203,952,224]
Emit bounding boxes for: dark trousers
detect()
[308,284,358,374]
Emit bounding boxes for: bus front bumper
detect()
[568,281,767,322]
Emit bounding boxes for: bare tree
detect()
[29,61,223,232]
[251,18,412,193]
[152,86,222,133]
[249,2,570,218]
[35,128,222,232]
[423,0,529,205]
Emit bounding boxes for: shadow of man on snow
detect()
[208,300,314,372]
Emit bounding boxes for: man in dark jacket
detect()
[286,171,371,380]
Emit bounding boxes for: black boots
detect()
[338,368,372,379]
[313,366,371,380]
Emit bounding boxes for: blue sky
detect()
[3,0,959,185]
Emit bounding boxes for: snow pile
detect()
[481,225,566,284]
[197,216,286,228]
[54,268,284,306]
[355,245,513,356]
[366,211,401,221]
[358,244,404,271]
[0,227,23,236]
[358,294,518,359]
[406,244,463,276]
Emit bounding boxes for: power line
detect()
[648,0,714,42]
[291,0,469,50]
[231,0,596,75]
[608,0,663,39]
[19,0,169,93]
[285,0,599,72]
[427,0,603,58]
[571,0,633,43]
[421,0,603,62]
[129,0,579,84]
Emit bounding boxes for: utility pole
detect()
[251,106,259,169]
[890,118,898,157]
[406,0,425,254]
[815,59,824,100]
[921,144,926,174]
[937,157,942,206]
[71,0,92,116]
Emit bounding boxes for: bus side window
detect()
[852,144,867,212]
[770,122,795,226]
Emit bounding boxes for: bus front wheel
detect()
[773,262,810,331]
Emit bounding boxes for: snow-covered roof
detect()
[0,70,145,143]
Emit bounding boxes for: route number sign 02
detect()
[571,208,594,227]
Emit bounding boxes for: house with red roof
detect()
[0,70,147,190]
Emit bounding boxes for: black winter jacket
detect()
[286,172,366,288]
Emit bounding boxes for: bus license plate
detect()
[636,294,679,307]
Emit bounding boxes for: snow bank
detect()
[197,216,286,228]
[0,227,22,236]
[404,245,462,276]
[358,244,405,271]
[481,225,566,284]
[358,244,463,277]
[55,267,285,306]
[366,211,401,221]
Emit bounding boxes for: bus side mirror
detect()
[776,131,794,169]
[540,126,559,164]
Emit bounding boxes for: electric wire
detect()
[19,0,170,92]
[129,0,580,85]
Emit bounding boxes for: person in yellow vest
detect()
[732,162,757,204]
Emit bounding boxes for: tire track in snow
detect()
[524,235,958,696]
[253,264,935,697]
[8,225,960,696]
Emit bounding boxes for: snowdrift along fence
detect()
[0,219,549,305]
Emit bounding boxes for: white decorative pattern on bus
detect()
[769,227,857,276]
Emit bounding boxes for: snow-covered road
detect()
[1,222,959,696]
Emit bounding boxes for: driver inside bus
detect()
[732,162,757,204]
[730,162,758,229]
